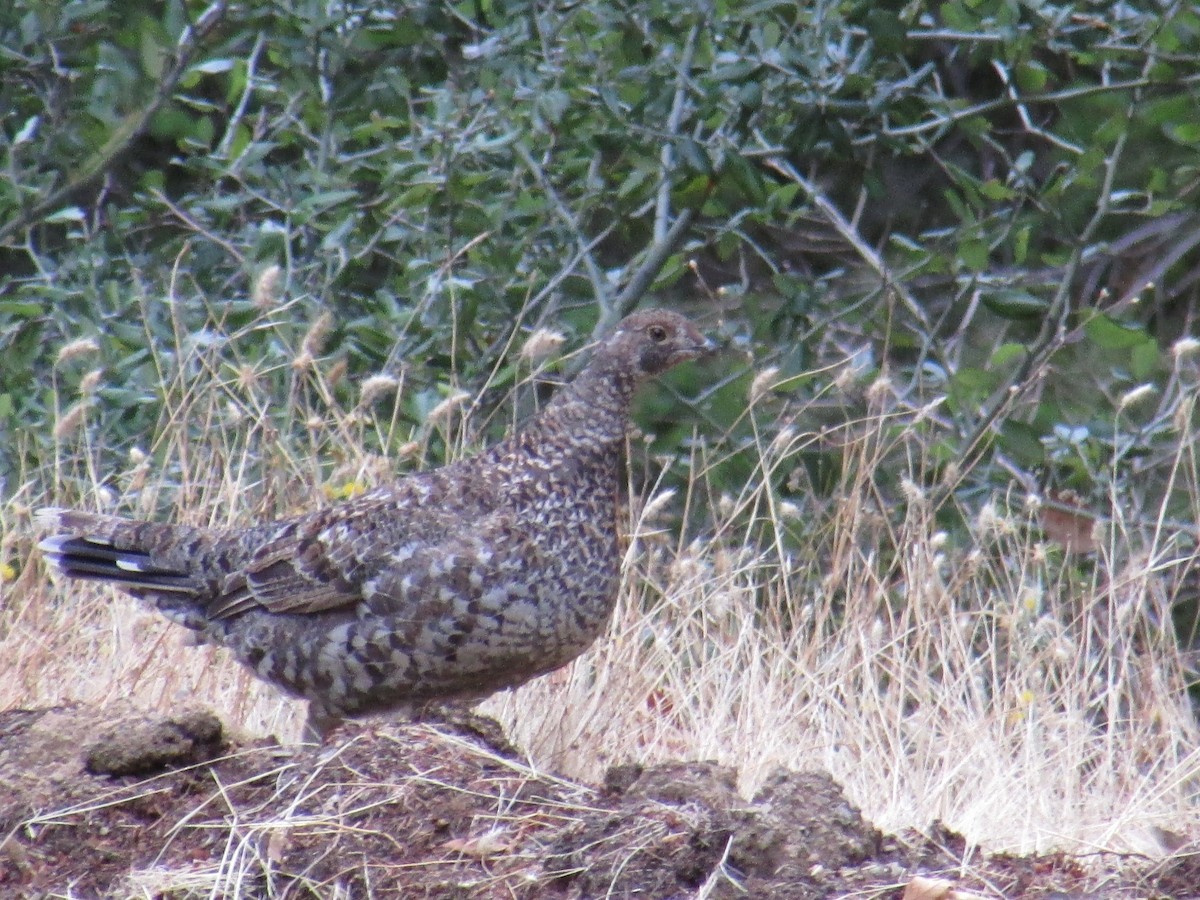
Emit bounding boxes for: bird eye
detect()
[647,325,668,343]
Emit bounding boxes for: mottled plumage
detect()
[38,310,712,739]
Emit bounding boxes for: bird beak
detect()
[672,334,717,366]
[689,333,718,360]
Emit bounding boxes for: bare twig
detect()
[873,72,1200,144]
[216,30,266,162]
[584,204,700,356]
[991,60,1083,155]
[929,66,1144,508]
[580,22,704,356]
[760,151,933,336]
[0,1,229,247]
[512,139,608,312]
[655,25,699,244]
[150,189,246,266]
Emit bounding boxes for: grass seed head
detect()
[749,366,780,405]
[521,328,566,363]
[327,357,348,387]
[428,389,471,424]
[253,264,283,309]
[300,310,334,360]
[79,368,103,395]
[900,477,925,505]
[865,373,892,404]
[54,401,89,438]
[360,374,400,406]
[56,337,100,366]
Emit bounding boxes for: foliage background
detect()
[4,0,1200,853]
[6,0,1200,624]
[4,0,1200,504]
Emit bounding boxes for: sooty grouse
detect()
[38,309,712,739]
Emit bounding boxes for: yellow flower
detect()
[324,480,369,500]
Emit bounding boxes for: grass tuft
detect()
[6,307,1200,856]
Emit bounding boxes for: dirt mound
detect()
[0,704,1194,898]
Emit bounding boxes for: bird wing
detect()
[205,472,502,620]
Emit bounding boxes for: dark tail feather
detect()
[38,534,196,592]
[36,507,202,594]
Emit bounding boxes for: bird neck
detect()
[538,361,638,448]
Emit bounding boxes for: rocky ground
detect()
[0,704,1197,899]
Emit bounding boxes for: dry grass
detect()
[5,303,1200,858]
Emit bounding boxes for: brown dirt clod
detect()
[0,705,1190,899]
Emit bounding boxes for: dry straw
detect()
[14,309,1200,862]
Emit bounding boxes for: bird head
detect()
[604,309,716,379]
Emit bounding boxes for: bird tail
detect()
[36,507,205,595]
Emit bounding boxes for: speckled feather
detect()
[38,310,712,738]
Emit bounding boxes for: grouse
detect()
[38,309,712,739]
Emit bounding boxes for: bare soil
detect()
[0,704,1196,898]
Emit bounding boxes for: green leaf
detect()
[979,179,1015,200]
[1084,314,1146,350]
[981,289,1049,319]
[677,138,713,176]
[45,207,86,223]
[617,167,650,199]
[140,23,165,79]
[1167,122,1200,144]
[13,115,39,145]
[998,420,1046,466]
[1015,60,1049,93]
[722,152,767,205]
[768,181,801,211]
[959,116,990,138]
[864,8,905,54]
[673,175,712,208]
[958,239,989,272]
[0,301,43,317]
[653,252,687,289]
[1131,340,1160,380]
[991,342,1027,368]
[1013,224,1031,265]
[300,190,359,212]
[192,58,234,75]
[227,123,252,160]
[149,107,195,141]
[949,366,999,408]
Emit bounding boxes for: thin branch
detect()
[873,72,1200,143]
[528,222,619,318]
[149,189,246,266]
[512,139,608,313]
[991,59,1083,155]
[0,1,229,247]
[216,29,266,162]
[929,76,1142,509]
[655,25,699,245]
[582,203,701,358]
[760,152,934,335]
